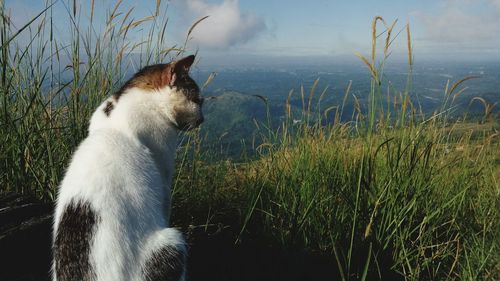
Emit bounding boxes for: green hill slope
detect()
[200,90,268,148]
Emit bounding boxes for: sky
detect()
[4,0,500,65]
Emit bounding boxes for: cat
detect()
[52,55,203,281]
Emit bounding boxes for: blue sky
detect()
[5,0,500,64]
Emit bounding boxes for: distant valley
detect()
[194,61,500,152]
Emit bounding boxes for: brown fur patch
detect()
[113,55,199,102]
[113,64,173,101]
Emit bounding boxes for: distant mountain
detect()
[200,90,270,149]
[193,63,500,157]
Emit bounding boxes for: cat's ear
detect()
[174,55,196,73]
[168,69,176,87]
[166,55,195,87]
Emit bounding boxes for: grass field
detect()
[0,2,498,280]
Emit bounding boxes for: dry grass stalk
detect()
[155,0,162,17]
[407,22,413,66]
[448,76,479,96]
[384,19,398,58]
[201,72,217,90]
[90,0,95,23]
[371,16,385,66]
[355,52,379,84]
[286,89,293,118]
[119,7,135,36]
[131,16,155,28]
[109,0,123,24]
[307,78,319,115]
[188,15,209,37]
[470,97,497,122]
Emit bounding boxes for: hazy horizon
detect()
[4,0,500,65]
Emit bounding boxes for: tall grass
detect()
[0,0,192,199]
[173,17,498,280]
[0,1,498,280]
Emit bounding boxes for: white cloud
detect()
[174,0,266,49]
[489,0,500,10]
[417,0,500,47]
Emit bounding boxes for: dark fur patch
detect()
[143,245,186,281]
[103,101,114,116]
[53,201,99,281]
[176,73,202,104]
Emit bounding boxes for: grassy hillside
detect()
[0,2,498,280]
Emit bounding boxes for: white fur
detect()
[53,85,201,281]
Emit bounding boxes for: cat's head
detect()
[114,55,204,131]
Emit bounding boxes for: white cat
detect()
[52,55,203,281]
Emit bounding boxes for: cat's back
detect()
[55,128,166,233]
[57,129,161,204]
